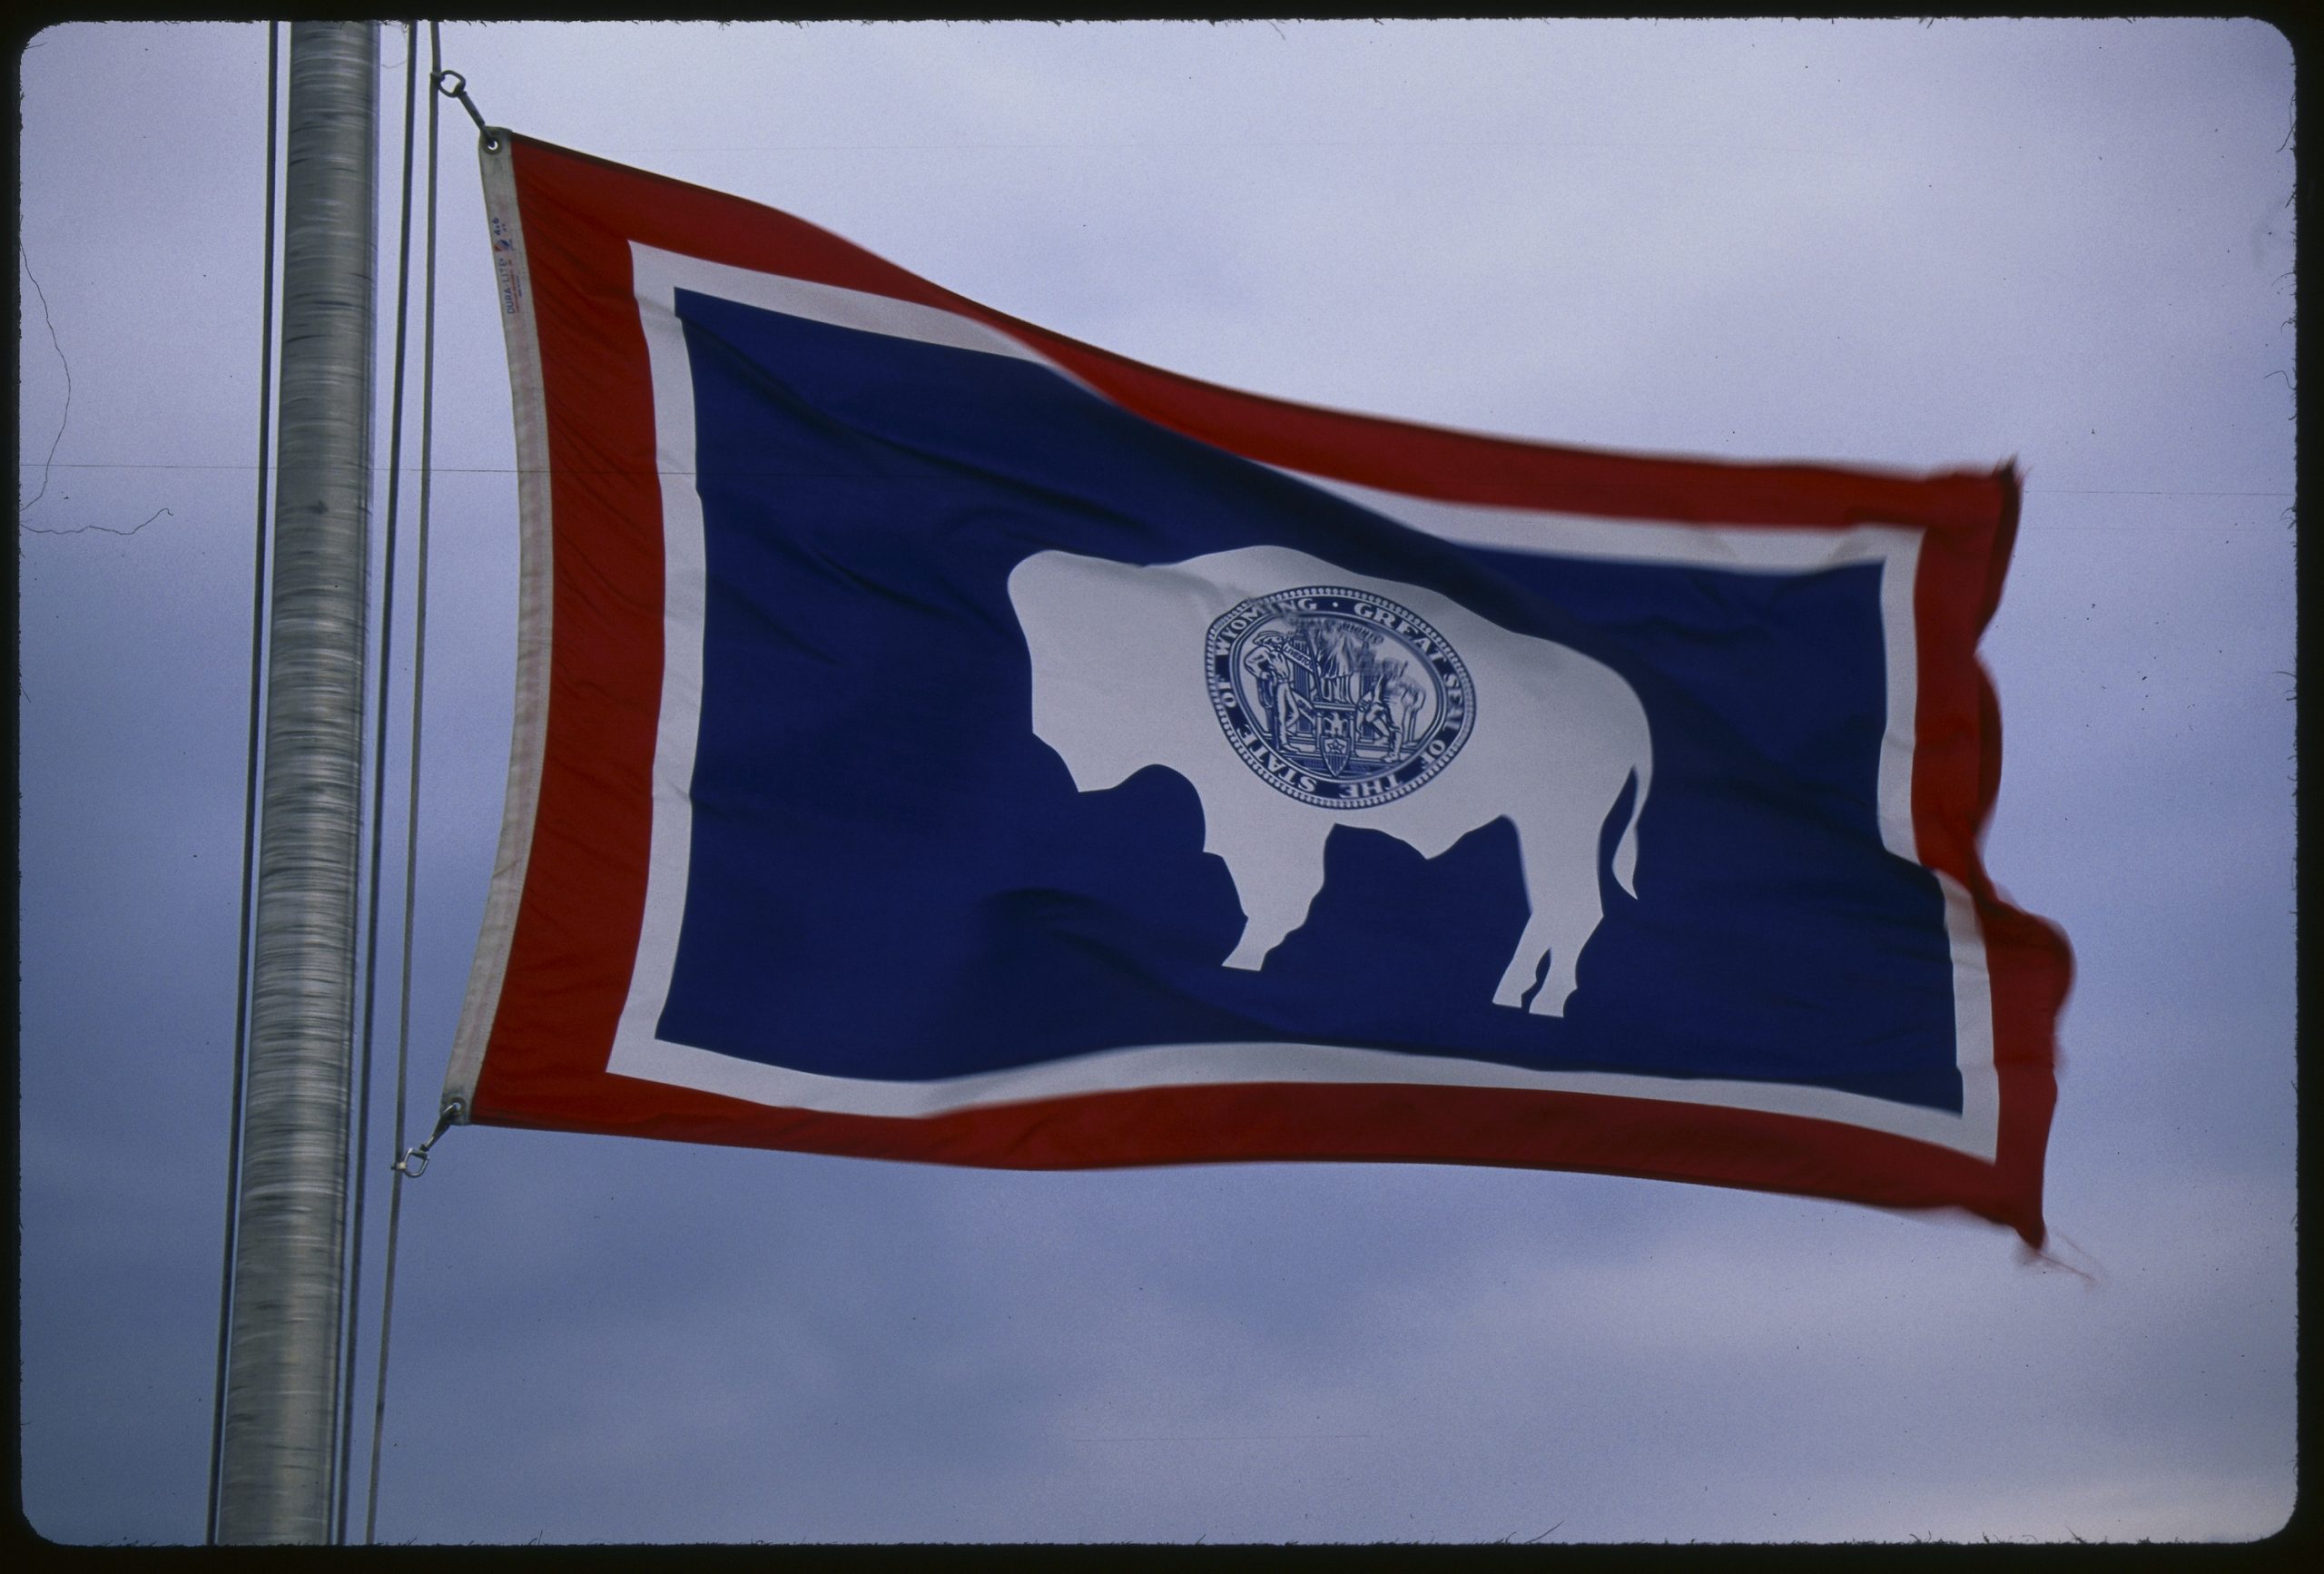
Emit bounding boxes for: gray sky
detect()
[15,19,2297,1545]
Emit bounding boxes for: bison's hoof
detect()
[1527,986,1572,1018]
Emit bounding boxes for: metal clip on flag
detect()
[444,132,2071,1243]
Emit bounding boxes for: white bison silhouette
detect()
[1009,545,1651,1016]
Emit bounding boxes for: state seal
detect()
[1206,585,1475,809]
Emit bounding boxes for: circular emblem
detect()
[1206,585,1475,809]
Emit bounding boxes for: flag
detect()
[446,132,2071,1242]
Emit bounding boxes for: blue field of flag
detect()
[653,289,1961,1113]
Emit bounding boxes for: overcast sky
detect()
[16,18,2297,1545]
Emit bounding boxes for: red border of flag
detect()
[451,132,2071,1243]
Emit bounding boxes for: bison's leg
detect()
[1517,878,1602,1018]
[1218,821,1332,972]
[1490,911,1558,1012]
[1490,824,1605,1017]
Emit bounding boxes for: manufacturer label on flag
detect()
[447,132,2070,1241]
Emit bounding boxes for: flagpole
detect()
[215,19,378,1544]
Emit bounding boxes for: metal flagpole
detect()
[216,19,379,1544]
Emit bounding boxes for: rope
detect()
[205,24,279,1545]
[334,23,422,1543]
[363,21,453,1544]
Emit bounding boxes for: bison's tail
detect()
[1611,751,1650,900]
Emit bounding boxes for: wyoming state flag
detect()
[445,132,2070,1242]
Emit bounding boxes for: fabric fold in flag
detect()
[446,130,2071,1242]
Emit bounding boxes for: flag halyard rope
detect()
[331,21,426,1543]
[362,20,457,1545]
